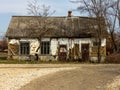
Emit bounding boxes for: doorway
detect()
[58,45,67,61]
[81,44,89,61]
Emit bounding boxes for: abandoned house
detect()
[6,12,107,62]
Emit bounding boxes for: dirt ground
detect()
[0,64,77,90]
[18,64,120,90]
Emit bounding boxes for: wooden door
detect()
[59,45,67,61]
[81,44,89,61]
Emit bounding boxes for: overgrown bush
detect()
[106,53,120,64]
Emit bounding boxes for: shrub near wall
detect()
[106,53,120,63]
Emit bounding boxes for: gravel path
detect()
[107,76,120,90]
[19,64,120,90]
[0,64,77,90]
[0,64,120,90]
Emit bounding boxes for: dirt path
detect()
[0,64,77,90]
[19,65,120,90]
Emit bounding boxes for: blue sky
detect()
[0,0,80,37]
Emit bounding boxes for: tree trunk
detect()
[110,32,118,52]
[97,17,102,63]
[98,38,101,63]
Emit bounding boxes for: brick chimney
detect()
[68,11,72,17]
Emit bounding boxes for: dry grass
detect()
[106,53,120,64]
[0,52,7,60]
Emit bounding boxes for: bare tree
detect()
[103,0,120,52]
[27,0,55,16]
[70,0,115,62]
[116,31,120,52]
[26,0,56,59]
[115,0,120,27]
[105,7,118,52]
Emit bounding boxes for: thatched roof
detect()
[6,16,107,38]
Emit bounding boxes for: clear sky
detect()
[0,0,80,37]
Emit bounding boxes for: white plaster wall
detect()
[58,38,69,52]
[50,38,69,56]
[9,38,40,55]
[58,38,92,51]
[9,38,106,60]
[50,38,93,56]
[51,39,58,55]
[9,39,19,45]
[58,38,69,45]
[79,38,92,52]
[41,38,50,41]
[30,39,40,55]
[91,38,106,47]
[20,39,40,55]
[90,57,106,62]
[20,38,31,42]
[10,38,51,55]
[101,39,106,46]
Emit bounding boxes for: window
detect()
[20,42,30,55]
[93,40,100,46]
[93,41,99,46]
[41,41,50,55]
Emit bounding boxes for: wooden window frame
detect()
[41,41,50,55]
[20,42,30,55]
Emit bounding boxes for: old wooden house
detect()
[6,13,107,62]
